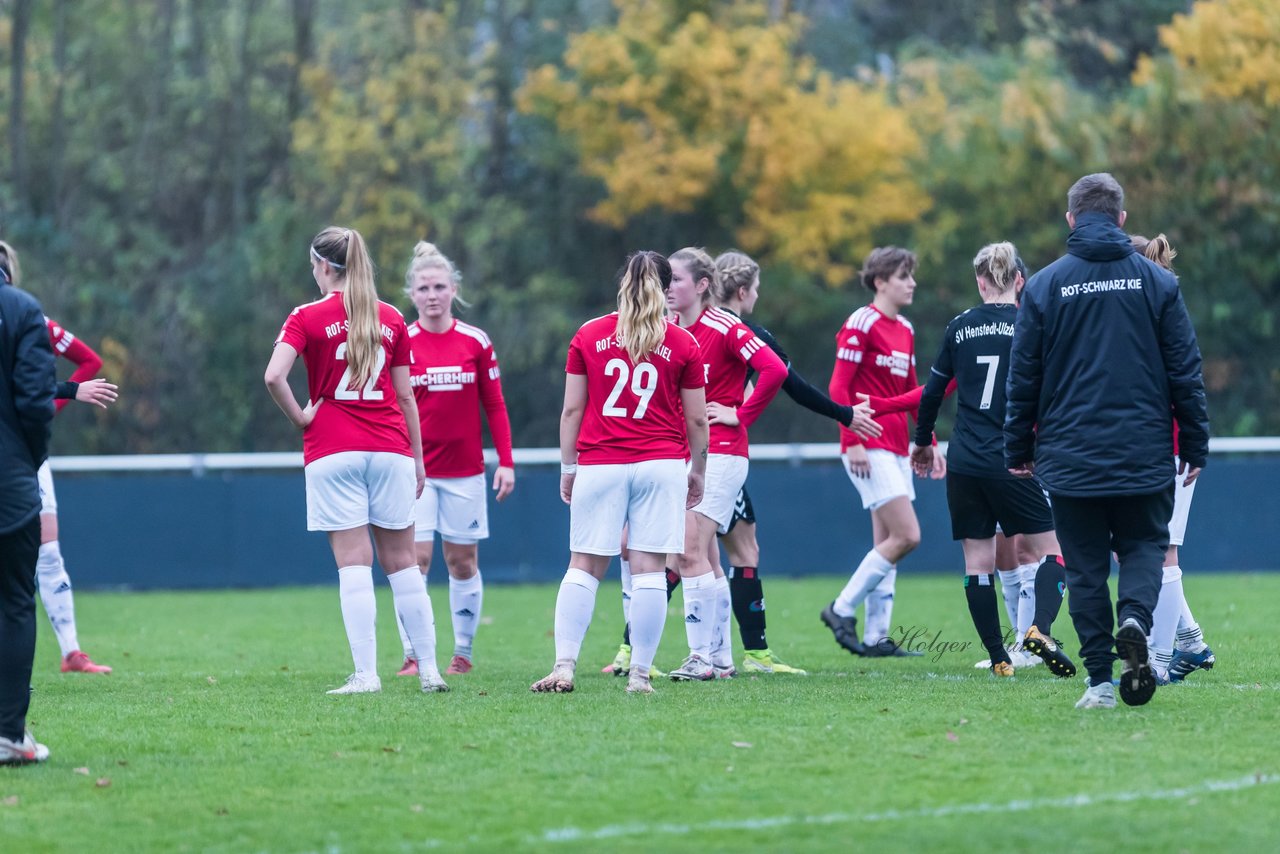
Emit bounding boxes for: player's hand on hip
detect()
[845,444,871,478]
[493,465,515,502]
[706,402,739,426]
[299,397,323,429]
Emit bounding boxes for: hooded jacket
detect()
[1004,212,1209,496]
[0,282,56,534]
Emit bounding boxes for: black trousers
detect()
[1050,487,1174,685]
[0,516,40,742]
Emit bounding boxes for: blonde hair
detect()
[712,250,760,306]
[669,246,718,307]
[0,240,20,285]
[312,226,381,389]
[616,251,670,363]
[1132,233,1176,272]
[403,241,470,309]
[972,241,1019,294]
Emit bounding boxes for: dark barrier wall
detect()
[54,456,1272,590]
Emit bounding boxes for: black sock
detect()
[622,620,631,646]
[1032,555,1067,635]
[665,568,680,600]
[729,566,767,651]
[965,574,1009,664]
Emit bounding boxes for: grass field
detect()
[4,573,1279,852]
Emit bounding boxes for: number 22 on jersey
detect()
[601,357,657,419]
[333,341,386,401]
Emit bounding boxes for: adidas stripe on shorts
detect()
[415,473,489,544]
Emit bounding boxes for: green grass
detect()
[5,573,1279,853]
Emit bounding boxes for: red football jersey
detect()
[275,292,413,465]
[408,319,514,478]
[46,317,103,413]
[565,313,704,465]
[829,304,918,455]
[682,306,787,458]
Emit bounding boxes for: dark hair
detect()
[859,246,916,293]
[1067,173,1124,222]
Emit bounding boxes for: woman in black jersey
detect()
[909,242,1075,677]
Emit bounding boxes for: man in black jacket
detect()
[0,255,56,763]
[1005,173,1209,709]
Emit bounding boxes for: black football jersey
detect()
[914,302,1019,478]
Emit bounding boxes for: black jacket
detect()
[0,283,56,534]
[1004,213,1210,496]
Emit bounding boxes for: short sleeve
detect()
[387,315,411,368]
[276,307,307,352]
[565,330,586,375]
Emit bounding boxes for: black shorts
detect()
[946,472,1054,540]
[723,485,756,534]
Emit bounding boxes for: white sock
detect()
[620,557,633,633]
[337,566,377,676]
[1149,565,1183,670]
[996,568,1021,639]
[709,575,734,668]
[388,567,439,675]
[863,566,897,646]
[397,586,416,660]
[37,541,80,657]
[682,571,717,658]
[553,568,599,663]
[449,572,483,660]
[629,572,668,674]
[1016,562,1038,639]
[834,547,893,618]
[1176,596,1208,654]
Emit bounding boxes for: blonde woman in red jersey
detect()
[265,226,447,695]
[391,242,515,679]
[531,251,708,696]
[664,247,788,681]
[822,246,940,658]
[0,240,114,675]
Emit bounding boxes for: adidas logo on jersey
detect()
[455,608,476,618]
[737,328,749,339]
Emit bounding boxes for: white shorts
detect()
[570,459,687,556]
[414,474,488,544]
[305,451,416,532]
[693,454,750,531]
[843,448,915,511]
[37,460,56,515]
[1168,456,1197,547]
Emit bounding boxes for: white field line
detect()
[532,773,1279,844]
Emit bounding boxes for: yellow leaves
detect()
[517,1,925,281]
[1156,0,1280,108]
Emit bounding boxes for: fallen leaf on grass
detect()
[945,731,958,742]
[95,778,112,788]
[72,767,90,776]
[731,741,752,749]
[2,796,18,807]
[206,676,218,685]
[410,805,424,813]
[477,691,488,696]
[958,719,969,726]
[280,666,289,671]
[216,808,229,816]
[382,746,401,753]
[480,616,495,626]
[879,708,890,713]
[116,760,128,767]
[461,744,479,750]
[725,766,734,773]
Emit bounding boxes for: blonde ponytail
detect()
[616,250,670,363]
[312,226,381,390]
[973,241,1019,294]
